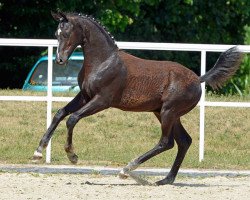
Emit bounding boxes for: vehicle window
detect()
[29,60,82,86]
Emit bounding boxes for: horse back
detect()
[116,51,200,112]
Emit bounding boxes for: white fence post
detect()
[199,50,206,161]
[46,45,53,163]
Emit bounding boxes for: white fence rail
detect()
[0,38,250,163]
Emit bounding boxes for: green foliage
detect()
[231,26,250,96]
[100,9,134,32]
[1,0,250,94]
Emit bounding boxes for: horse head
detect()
[52,11,84,65]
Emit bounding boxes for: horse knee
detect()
[53,108,69,124]
[168,140,175,150]
[165,140,175,150]
[66,114,79,129]
[56,108,64,116]
[159,138,174,152]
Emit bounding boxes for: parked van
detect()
[22,52,83,92]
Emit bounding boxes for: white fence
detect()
[0,38,250,163]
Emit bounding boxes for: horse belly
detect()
[116,77,164,112]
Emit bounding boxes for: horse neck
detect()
[82,19,117,66]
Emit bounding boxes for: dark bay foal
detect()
[33,11,243,185]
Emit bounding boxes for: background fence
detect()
[0,38,250,163]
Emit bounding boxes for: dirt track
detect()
[0,172,249,200]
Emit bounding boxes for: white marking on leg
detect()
[119,169,129,179]
[33,150,43,158]
[118,159,154,185]
[126,160,139,171]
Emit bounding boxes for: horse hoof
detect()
[32,151,43,163]
[67,153,78,164]
[118,170,129,179]
[31,156,43,163]
[155,177,175,185]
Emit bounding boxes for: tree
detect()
[0,0,250,93]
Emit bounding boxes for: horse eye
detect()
[64,23,71,30]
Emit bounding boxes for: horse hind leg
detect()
[156,118,192,185]
[119,107,176,184]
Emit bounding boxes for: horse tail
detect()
[199,46,243,90]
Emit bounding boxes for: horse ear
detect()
[58,11,68,22]
[51,11,61,21]
[51,10,68,22]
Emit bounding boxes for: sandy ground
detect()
[0,172,249,200]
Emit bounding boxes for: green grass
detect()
[0,90,249,170]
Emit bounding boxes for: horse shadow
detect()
[81,181,210,187]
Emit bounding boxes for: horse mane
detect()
[65,12,117,47]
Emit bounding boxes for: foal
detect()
[33,11,243,185]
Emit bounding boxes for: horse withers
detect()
[33,11,243,185]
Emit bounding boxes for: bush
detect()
[230,26,250,97]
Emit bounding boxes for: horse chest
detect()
[82,73,99,96]
[82,58,122,97]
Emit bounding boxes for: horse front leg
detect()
[32,92,86,162]
[64,95,108,164]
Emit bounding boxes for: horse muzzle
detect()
[56,55,68,65]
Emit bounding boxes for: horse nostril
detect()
[57,58,64,64]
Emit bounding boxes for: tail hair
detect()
[199,46,243,90]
